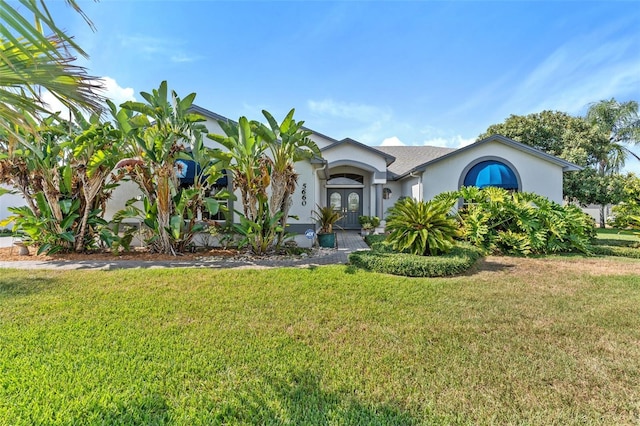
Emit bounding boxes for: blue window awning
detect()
[175,160,228,187]
[463,160,518,189]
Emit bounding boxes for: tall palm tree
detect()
[586,98,640,226]
[0,0,103,135]
[586,99,640,174]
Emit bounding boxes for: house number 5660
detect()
[301,183,307,206]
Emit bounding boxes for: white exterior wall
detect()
[0,185,26,224]
[308,133,337,149]
[287,160,317,225]
[400,176,420,200]
[422,140,565,203]
[381,181,402,218]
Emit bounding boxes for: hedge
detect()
[591,245,640,259]
[593,238,640,248]
[348,244,482,277]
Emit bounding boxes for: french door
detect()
[327,188,363,229]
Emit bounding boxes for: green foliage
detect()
[0,114,123,253]
[0,0,103,136]
[591,245,640,259]
[477,106,640,226]
[312,204,343,234]
[358,215,380,228]
[385,197,458,256]
[117,81,227,255]
[349,244,482,277]
[364,233,386,246]
[233,198,285,254]
[609,173,640,228]
[446,187,596,256]
[208,109,320,253]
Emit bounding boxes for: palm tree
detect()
[586,99,640,173]
[586,99,640,226]
[0,0,103,135]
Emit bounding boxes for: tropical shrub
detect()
[349,244,482,277]
[208,110,319,254]
[385,197,459,256]
[116,81,227,255]
[364,233,386,246]
[253,109,319,248]
[358,215,380,230]
[0,113,124,254]
[436,187,596,256]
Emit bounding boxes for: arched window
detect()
[463,160,518,190]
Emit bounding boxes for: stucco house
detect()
[0,105,581,243]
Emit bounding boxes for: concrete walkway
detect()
[0,231,371,271]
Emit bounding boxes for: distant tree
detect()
[478,111,607,193]
[586,99,640,174]
[479,109,638,227]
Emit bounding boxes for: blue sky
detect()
[47,1,640,169]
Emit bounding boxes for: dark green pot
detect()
[317,232,336,248]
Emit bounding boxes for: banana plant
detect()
[208,116,271,223]
[253,109,320,248]
[117,81,224,254]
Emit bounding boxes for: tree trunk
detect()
[599,204,606,228]
[75,173,105,252]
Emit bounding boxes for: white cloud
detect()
[118,34,200,64]
[100,76,136,106]
[307,98,391,123]
[40,76,136,118]
[505,30,640,116]
[381,136,405,146]
[170,53,202,63]
[423,135,475,149]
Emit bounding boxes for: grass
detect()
[1,261,640,425]
[595,227,639,241]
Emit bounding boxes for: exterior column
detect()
[375,184,383,218]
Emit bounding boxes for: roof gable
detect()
[406,134,582,177]
[321,138,396,165]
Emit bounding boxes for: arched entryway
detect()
[326,174,363,229]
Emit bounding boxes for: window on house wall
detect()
[327,173,364,185]
[463,160,518,190]
[176,159,229,222]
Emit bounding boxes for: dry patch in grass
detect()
[473,255,640,277]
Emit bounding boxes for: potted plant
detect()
[358,215,380,236]
[312,205,343,248]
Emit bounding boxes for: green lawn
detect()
[596,227,639,241]
[1,260,639,425]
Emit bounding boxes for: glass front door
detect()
[328,188,363,229]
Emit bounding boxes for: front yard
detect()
[0,256,639,425]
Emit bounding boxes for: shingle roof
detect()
[375,146,456,179]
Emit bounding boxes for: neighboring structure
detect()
[0,105,582,240]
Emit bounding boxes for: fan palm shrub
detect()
[385,197,459,256]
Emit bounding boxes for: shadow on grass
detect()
[217,369,419,425]
[0,275,55,297]
[67,371,419,425]
[463,257,516,276]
